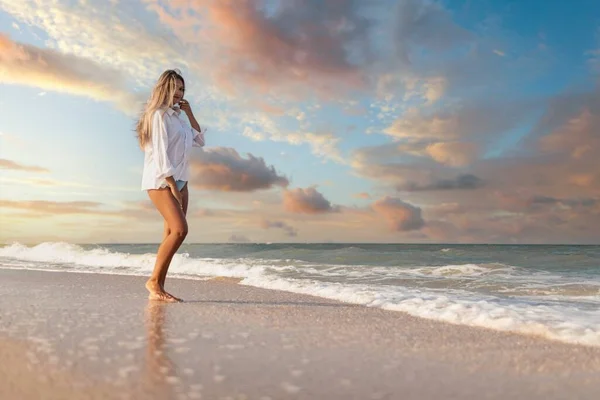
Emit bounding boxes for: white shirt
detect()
[141,106,206,190]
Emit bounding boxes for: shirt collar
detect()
[165,105,181,116]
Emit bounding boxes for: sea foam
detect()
[1,242,599,347]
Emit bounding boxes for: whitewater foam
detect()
[408,263,515,277]
[239,275,600,347]
[1,242,599,347]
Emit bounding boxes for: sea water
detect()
[1,242,599,346]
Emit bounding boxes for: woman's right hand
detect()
[170,185,183,209]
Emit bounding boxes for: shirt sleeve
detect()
[151,110,175,179]
[192,126,206,147]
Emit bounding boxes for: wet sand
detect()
[1,268,599,399]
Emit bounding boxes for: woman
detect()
[137,69,206,302]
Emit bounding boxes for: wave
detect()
[240,275,600,347]
[0,242,270,279]
[0,242,512,280]
[1,242,599,347]
[408,263,515,277]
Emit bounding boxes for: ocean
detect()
[1,242,599,347]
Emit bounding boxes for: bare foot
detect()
[165,291,183,302]
[158,279,183,302]
[148,292,179,302]
[146,280,180,303]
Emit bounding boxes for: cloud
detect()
[2,0,598,245]
[589,49,600,74]
[283,187,337,214]
[351,143,485,192]
[0,34,142,114]
[0,176,137,195]
[0,0,182,83]
[147,0,372,98]
[354,192,371,199]
[425,202,468,217]
[0,200,120,217]
[426,199,600,244]
[228,234,251,243]
[289,132,344,163]
[0,158,49,173]
[351,153,430,189]
[240,111,345,163]
[260,219,298,237]
[421,220,461,241]
[401,174,484,192]
[404,76,447,105]
[476,88,600,197]
[137,0,540,170]
[371,196,425,231]
[496,193,599,213]
[587,30,600,74]
[530,195,597,208]
[393,0,472,64]
[189,148,289,192]
[141,0,495,104]
[425,142,478,167]
[539,108,599,160]
[383,101,534,142]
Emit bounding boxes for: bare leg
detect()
[158,184,188,300]
[156,220,181,301]
[158,220,169,291]
[145,187,187,302]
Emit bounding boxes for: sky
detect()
[0,0,599,245]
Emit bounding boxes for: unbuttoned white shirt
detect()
[141,106,206,190]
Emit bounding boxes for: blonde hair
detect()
[136,69,185,149]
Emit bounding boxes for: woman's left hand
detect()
[180,98,203,135]
[179,99,193,115]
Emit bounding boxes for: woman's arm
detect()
[180,100,205,147]
[186,110,201,133]
[180,99,201,132]
[189,112,206,147]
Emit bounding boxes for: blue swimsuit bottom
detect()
[175,180,187,191]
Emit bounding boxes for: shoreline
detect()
[3,265,598,348]
[1,268,600,399]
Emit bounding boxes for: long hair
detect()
[136,69,185,149]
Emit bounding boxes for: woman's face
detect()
[173,78,185,104]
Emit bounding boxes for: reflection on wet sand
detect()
[143,301,177,398]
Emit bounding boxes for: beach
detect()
[1,269,599,399]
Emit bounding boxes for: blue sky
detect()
[1,0,599,244]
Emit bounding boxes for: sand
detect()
[0,268,599,399]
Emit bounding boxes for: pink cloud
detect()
[207,0,368,94]
[0,200,117,217]
[0,158,49,173]
[145,0,371,99]
[0,34,141,114]
[383,101,534,142]
[371,196,425,231]
[283,187,337,214]
[540,108,599,160]
[425,142,478,167]
[190,147,289,192]
[260,218,298,237]
[353,192,371,199]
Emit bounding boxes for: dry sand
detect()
[0,268,599,399]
